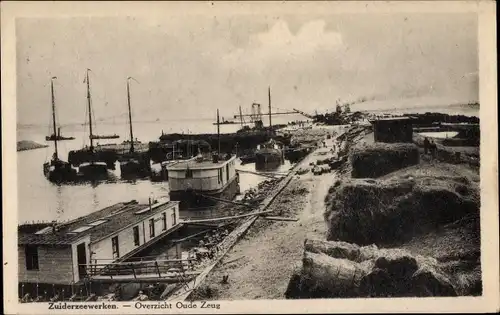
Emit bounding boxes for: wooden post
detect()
[131,264,137,279]
[155,261,162,278]
[176,243,181,260]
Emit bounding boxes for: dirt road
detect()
[191,135,339,300]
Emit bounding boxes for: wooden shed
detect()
[18,199,181,287]
[369,117,414,143]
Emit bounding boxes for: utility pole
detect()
[268,86,272,129]
[239,106,244,128]
[217,109,220,156]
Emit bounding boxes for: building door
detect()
[76,243,87,280]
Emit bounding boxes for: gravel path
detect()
[191,138,338,301]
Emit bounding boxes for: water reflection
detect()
[18,141,294,224]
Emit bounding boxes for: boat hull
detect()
[120,159,150,177]
[78,162,108,179]
[169,175,240,210]
[43,161,78,183]
[255,149,283,169]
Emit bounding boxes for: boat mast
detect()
[268,86,272,129]
[127,77,134,153]
[86,69,94,151]
[239,106,244,128]
[217,109,220,156]
[51,76,58,159]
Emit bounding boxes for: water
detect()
[17,103,478,224]
[418,131,459,139]
[17,118,296,224]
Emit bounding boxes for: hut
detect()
[369,117,413,143]
[18,199,181,288]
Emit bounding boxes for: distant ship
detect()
[90,134,120,140]
[45,127,75,141]
[42,76,77,183]
[212,117,237,125]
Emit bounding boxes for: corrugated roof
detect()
[18,200,178,246]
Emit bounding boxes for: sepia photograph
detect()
[2,1,498,314]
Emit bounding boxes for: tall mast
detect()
[217,109,220,155]
[86,69,94,150]
[51,77,58,159]
[127,77,134,153]
[239,106,244,128]
[268,86,272,129]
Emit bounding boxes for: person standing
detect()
[423,137,430,154]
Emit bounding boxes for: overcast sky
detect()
[16,12,478,125]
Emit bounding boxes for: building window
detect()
[149,218,155,238]
[25,245,39,270]
[111,236,120,259]
[162,212,167,231]
[133,226,140,246]
[171,212,176,226]
[186,168,193,178]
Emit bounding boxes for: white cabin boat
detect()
[167,154,240,210]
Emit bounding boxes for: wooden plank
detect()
[171,229,213,243]
[261,216,298,222]
[235,169,286,178]
[180,210,274,224]
[196,193,255,208]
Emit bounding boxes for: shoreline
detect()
[17,140,49,152]
[189,121,480,299]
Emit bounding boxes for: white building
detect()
[18,199,180,286]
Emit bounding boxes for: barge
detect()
[167,154,240,210]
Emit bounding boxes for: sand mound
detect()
[324,166,479,245]
[286,239,462,298]
[350,142,420,178]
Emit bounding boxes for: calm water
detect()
[17,117,297,224]
[418,131,460,139]
[17,104,478,224]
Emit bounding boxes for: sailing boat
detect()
[78,69,109,178]
[43,76,77,182]
[119,77,150,177]
[255,86,283,170]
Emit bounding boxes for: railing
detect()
[82,258,197,279]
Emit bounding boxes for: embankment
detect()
[287,123,481,298]
[17,140,48,152]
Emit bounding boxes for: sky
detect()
[16,12,478,126]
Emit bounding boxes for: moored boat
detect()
[119,77,151,178]
[76,69,109,179]
[42,76,78,183]
[166,154,240,210]
[255,138,284,170]
[78,160,109,178]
